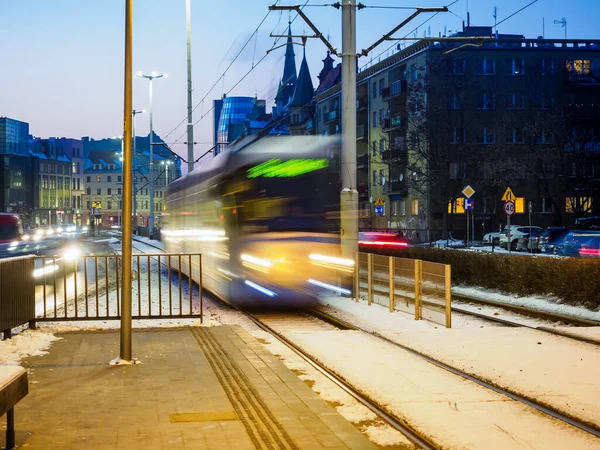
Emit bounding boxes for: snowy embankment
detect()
[318,295,600,431]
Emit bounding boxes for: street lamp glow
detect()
[136,71,143,77]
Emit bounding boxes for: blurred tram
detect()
[163,135,350,308]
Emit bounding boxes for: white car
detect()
[499,226,543,251]
[483,232,501,246]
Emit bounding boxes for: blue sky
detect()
[1,0,598,160]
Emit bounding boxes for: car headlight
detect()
[62,246,81,261]
[21,234,30,241]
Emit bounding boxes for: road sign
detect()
[462,185,475,199]
[501,187,516,201]
[91,201,102,209]
[374,196,385,207]
[463,198,474,211]
[504,201,515,216]
[374,205,385,215]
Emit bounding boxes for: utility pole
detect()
[120,0,134,363]
[136,71,166,239]
[340,0,358,258]
[185,0,195,174]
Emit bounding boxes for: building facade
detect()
[0,117,33,221]
[212,95,267,155]
[314,26,600,241]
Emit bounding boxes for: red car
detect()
[358,232,408,248]
[0,213,23,244]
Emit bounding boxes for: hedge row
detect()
[368,247,600,310]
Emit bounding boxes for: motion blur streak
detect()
[308,253,354,267]
[241,254,273,268]
[308,279,351,296]
[358,241,409,248]
[245,280,276,297]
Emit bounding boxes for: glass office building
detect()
[213,96,266,155]
[0,117,29,155]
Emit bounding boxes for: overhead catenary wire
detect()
[495,0,540,28]
[169,0,311,146]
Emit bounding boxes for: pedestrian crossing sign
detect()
[374,197,385,206]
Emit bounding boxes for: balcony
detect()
[358,183,368,200]
[384,179,407,195]
[356,97,368,111]
[325,110,339,123]
[356,124,367,141]
[381,143,405,162]
[382,80,407,100]
[381,114,403,131]
[357,153,368,168]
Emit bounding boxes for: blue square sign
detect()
[463,198,474,211]
[375,205,385,215]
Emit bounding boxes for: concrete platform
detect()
[2,326,376,449]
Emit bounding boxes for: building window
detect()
[537,58,554,75]
[372,140,377,157]
[410,64,418,81]
[373,170,378,186]
[117,188,122,195]
[86,176,91,182]
[477,93,496,110]
[411,199,419,215]
[566,197,593,213]
[87,187,91,195]
[536,129,554,144]
[392,201,399,216]
[107,175,112,182]
[379,139,385,154]
[536,94,552,110]
[506,93,524,109]
[379,79,384,97]
[118,175,122,182]
[448,198,465,214]
[372,111,377,128]
[108,201,112,210]
[540,198,554,214]
[372,81,377,98]
[72,162,76,173]
[379,169,386,185]
[450,127,463,144]
[87,201,91,210]
[566,60,591,75]
[450,94,461,110]
[449,162,459,179]
[94,164,100,170]
[506,58,525,75]
[400,200,406,216]
[452,58,465,75]
[96,175,101,182]
[97,188,101,195]
[107,188,112,195]
[477,128,495,144]
[379,109,385,124]
[476,58,495,75]
[507,128,524,144]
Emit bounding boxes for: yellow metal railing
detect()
[355,252,452,328]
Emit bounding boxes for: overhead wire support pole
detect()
[120,0,134,363]
[185,0,195,174]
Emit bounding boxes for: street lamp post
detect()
[136,71,167,239]
[132,109,144,233]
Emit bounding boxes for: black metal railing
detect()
[0,256,35,338]
[33,253,203,322]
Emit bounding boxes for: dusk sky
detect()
[2,0,599,162]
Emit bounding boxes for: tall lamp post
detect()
[132,109,145,233]
[136,71,167,239]
[160,160,172,218]
[114,136,124,229]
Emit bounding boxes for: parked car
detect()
[560,230,600,257]
[538,227,570,254]
[575,216,600,230]
[516,228,545,252]
[482,231,501,246]
[499,226,543,251]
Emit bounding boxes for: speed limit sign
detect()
[504,201,515,216]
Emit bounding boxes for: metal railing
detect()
[355,252,451,328]
[0,256,35,338]
[33,253,203,323]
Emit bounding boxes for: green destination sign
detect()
[248,158,329,178]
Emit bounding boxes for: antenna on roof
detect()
[554,17,567,40]
[493,7,497,32]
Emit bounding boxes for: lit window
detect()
[379,169,386,185]
[566,60,591,75]
[505,59,525,75]
[411,199,419,215]
[96,176,101,182]
[448,198,465,214]
[400,201,406,216]
[566,197,593,213]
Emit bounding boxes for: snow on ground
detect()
[0,329,61,365]
[284,330,599,449]
[454,285,600,322]
[546,326,600,344]
[318,295,600,429]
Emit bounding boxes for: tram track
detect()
[128,235,600,442]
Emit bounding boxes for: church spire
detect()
[291,47,314,108]
[281,21,297,96]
